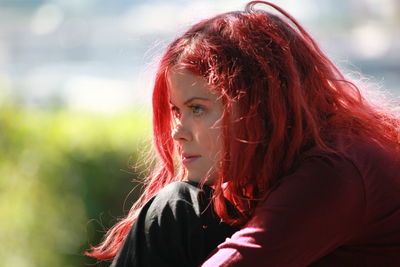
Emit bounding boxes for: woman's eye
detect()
[190,105,204,116]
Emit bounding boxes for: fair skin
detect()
[167,67,224,184]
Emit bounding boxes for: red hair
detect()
[86,1,400,260]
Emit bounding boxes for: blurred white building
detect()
[0,0,399,113]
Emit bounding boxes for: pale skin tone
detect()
[167,67,224,184]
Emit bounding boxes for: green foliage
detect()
[0,102,151,266]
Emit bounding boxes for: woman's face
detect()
[167,68,223,184]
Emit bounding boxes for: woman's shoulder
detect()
[301,134,399,169]
[334,136,399,176]
[294,135,400,214]
[285,134,399,199]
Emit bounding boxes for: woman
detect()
[86,1,400,266]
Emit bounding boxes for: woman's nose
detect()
[172,122,192,142]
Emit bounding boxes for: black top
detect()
[110,181,238,267]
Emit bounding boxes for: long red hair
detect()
[86,1,400,260]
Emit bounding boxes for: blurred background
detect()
[0,0,399,266]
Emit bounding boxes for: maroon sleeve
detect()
[202,152,366,267]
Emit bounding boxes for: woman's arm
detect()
[202,152,365,267]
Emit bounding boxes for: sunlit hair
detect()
[86,1,400,260]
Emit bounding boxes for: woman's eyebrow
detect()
[184,97,210,105]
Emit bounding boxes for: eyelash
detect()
[171,105,205,118]
[190,105,205,116]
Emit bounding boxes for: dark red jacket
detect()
[202,137,400,266]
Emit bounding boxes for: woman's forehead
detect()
[167,68,206,90]
[167,67,218,100]
[167,67,203,86]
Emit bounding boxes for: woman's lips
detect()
[182,154,201,165]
